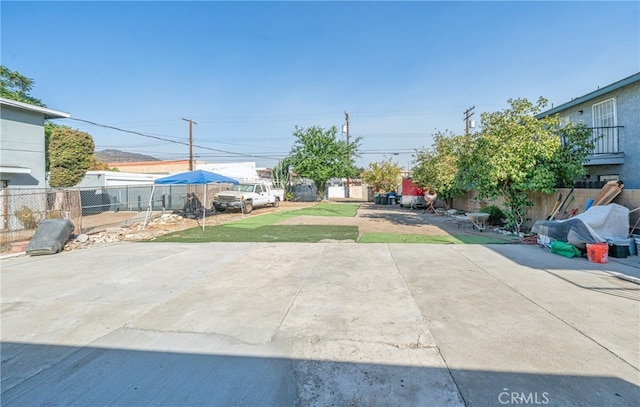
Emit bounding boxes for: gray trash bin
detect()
[388,194,396,205]
[26,219,74,256]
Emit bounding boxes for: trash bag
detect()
[550,241,582,258]
[26,219,74,256]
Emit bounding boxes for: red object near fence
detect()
[400,177,425,207]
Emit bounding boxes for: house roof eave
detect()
[0,97,70,119]
[536,72,640,118]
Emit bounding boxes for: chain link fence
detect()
[0,184,234,252]
[0,181,326,252]
[1,188,82,252]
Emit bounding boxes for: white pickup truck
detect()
[213,183,285,214]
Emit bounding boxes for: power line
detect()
[360,150,415,155]
[66,117,279,160]
[81,105,489,127]
[67,117,423,163]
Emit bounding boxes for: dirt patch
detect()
[276,204,450,236]
[137,201,315,235]
[274,203,518,242]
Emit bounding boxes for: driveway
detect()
[1,241,639,406]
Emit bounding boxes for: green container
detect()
[374,194,381,204]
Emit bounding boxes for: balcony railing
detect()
[590,126,622,154]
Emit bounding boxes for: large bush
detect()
[48,127,95,187]
[480,205,506,225]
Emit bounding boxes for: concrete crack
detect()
[270,246,325,342]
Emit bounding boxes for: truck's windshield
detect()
[228,184,256,192]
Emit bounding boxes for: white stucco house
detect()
[0,97,70,188]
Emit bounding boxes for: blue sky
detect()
[2,1,639,169]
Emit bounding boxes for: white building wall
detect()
[328,186,346,198]
[75,171,160,187]
[197,162,257,182]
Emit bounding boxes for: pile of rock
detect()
[63,214,192,251]
[147,213,185,226]
[63,229,127,251]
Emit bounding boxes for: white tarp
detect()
[532,203,630,248]
[569,204,629,241]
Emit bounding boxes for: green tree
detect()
[46,122,108,174]
[44,122,62,172]
[288,125,361,200]
[0,65,44,106]
[411,130,470,207]
[463,97,593,234]
[360,157,403,193]
[48,127,95,187]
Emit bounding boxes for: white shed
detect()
[75,171,161,187]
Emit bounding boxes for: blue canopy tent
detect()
[143,170,239,230]
[154,170,239,185]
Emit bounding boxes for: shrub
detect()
[46,210,64,219]
[480,205,506,225]
[15,206,38,229]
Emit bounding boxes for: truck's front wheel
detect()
[273,198,280,207]
[243,202,253,214]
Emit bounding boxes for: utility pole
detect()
[182,118,197,171]
[344,111,350,198]
[463,105,475,135]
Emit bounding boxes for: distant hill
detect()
[95,149,160,163]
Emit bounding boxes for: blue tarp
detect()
[154,170,239,185]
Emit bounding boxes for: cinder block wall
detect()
[452,189,639,231]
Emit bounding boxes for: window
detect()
[591,98,618,153]
[599,174,619,182]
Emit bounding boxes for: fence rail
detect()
[590,126,622,154]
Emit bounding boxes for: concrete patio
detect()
[1,242,639,406]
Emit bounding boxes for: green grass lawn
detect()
[223,203,360,229]
[151,224,358,243]
[147,202,515,245]
[149,203,361,243]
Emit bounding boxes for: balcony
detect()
[585,126,624,166]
